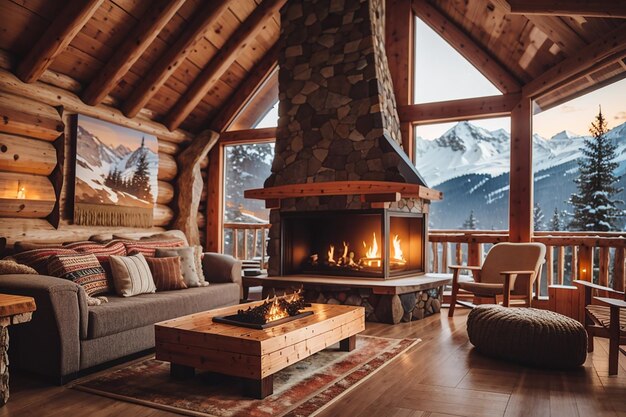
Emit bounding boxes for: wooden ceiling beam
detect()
[412,0,522,94]
[81,0,186,106]
[220,127,277,145]
[523,24,626,99]
[507,0,626,18]
[209,41,280,132]
[122,2,230,119]
[16,0,104,83]
[523,15,587,56]
[164,0,287,132]
[398,93,521,124]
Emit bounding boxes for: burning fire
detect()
[392,234,406,264]
[266,296,290,322]
[328,244,335,263]
[362,233,381,267]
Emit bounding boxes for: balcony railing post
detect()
[613,247,625,291]
[557,246,565,285]
[578,244,593,282]
[546,245,554,286]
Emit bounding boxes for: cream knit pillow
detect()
[109,253,156,297]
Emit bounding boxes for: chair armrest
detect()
[499,271,535,307]
[573,280,623,295]
[202,253,243,286]
[500,270,536,276]
[449,265,482,271]
[594,297,626,308]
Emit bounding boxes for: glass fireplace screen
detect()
[281,209,425,279]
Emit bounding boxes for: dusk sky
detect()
[258,18,626,142]
[78,115,158,153]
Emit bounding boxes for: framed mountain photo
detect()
[73,115,159,227]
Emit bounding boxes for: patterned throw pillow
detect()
[145,256,187,291]
[47,253,109,297]
[109,253,156,297]
[155,247,200,287]
[0,259,38,275]
[64,240,127,290]
[12,248,80,274]
[123,239,185,258]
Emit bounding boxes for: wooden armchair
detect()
[448,242,546,317]
[574,280,625,375]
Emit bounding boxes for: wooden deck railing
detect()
[429,230,626,296]
[223,222,269,265]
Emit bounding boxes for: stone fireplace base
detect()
[242,274,451,324]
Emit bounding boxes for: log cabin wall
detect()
[0,86,208,250]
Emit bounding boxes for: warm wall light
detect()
[581,268,587,280]
[16,181,26,199]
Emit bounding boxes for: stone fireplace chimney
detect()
[265,0,426,189]
[252,0,440,276]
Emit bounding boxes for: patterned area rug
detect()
[72,335,419,417]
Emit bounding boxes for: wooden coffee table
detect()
[155,302,365,399]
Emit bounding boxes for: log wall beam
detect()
[399,93,521,124]
[122,2,230,118]
[164,0,287,132]
[81,0,186,106]
[15,0,104,83]
[209,42,280,132]
[523,24,626,99]
[507,0,626,18]
[219,127,277,144]
[509,96,533,242]
[0,68,193,143]
[412,0,522,94]
[386,0,414,161]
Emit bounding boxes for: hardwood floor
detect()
[1,309,624,417]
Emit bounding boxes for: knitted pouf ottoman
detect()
[467,305,587,369]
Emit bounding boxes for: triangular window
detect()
[414,17,500,103]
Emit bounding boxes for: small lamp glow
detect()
[581,268,587,279]
[16,181,26,199]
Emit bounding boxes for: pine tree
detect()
[568,107,624,231]
[132,148,153,202]
[533,203,545,231]
[462,210,478,230]
[549,207,561,231]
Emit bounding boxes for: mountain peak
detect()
[551,130,580,141]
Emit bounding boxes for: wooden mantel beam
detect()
[398,93,521,124]
[16,0,104,83]
[209,41,280,132]
[164,0,287,132]
[81,0,186,106]
[412,0,522,94]
[523,24,626,99]
[122,2,230,118]
[507,0,626,18]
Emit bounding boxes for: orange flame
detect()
[266,296,289,322]
[363,232,380,259]
[392,234,406,264]
[328,244,335,263]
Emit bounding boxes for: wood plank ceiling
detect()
[0,0,624,135]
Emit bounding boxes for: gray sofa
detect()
[0,253,241,383]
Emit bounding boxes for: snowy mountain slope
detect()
[75,125,158,206]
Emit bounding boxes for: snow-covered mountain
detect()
[75,125,158,206]
[417,121,626,230]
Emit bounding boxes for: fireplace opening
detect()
[281,209,425,279]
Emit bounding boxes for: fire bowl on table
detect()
[213,292,313,330]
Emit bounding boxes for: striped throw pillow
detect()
[145,256,187,291]
[64,240,127,291]
[109,253,156,297]
[12,248,80,274]
[123,239,185,258]
[47,253,109,297]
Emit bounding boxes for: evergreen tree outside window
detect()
[533,203,545,231]
[462,210,478,230]
[549,208,562,231]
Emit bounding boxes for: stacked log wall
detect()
[0,89,209,251]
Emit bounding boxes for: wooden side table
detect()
[0,294,36,406]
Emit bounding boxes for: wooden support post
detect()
[613,247,625,291]
[546,245,554,285]
[173,130,219,246]
[455,243,463,265]
[441,242,449,273]
[205,146,224,253]
[243,375,273,399]
[509,96,533,242]
[598,247,610,288]
[571,246,578,281]
[557,246,565,285]
[386,0,414,161]
[431,242,439,273]
[578,245,594,282]
[339,335,357,352]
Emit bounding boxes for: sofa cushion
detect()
[109,253,156,297]
[155,247,199,287]
[47,253,109,297]
[145,256,187,291]
[124,239,185,257]
[64,240,127,290]
[11,248,80,274]
[86,283,240,339]
[0,259,38,275]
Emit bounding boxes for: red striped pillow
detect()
[145,256,187,291]
[123,239,185,258]
[11,248,80,274]
[47,253,109,297]
[64,240,127,291]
